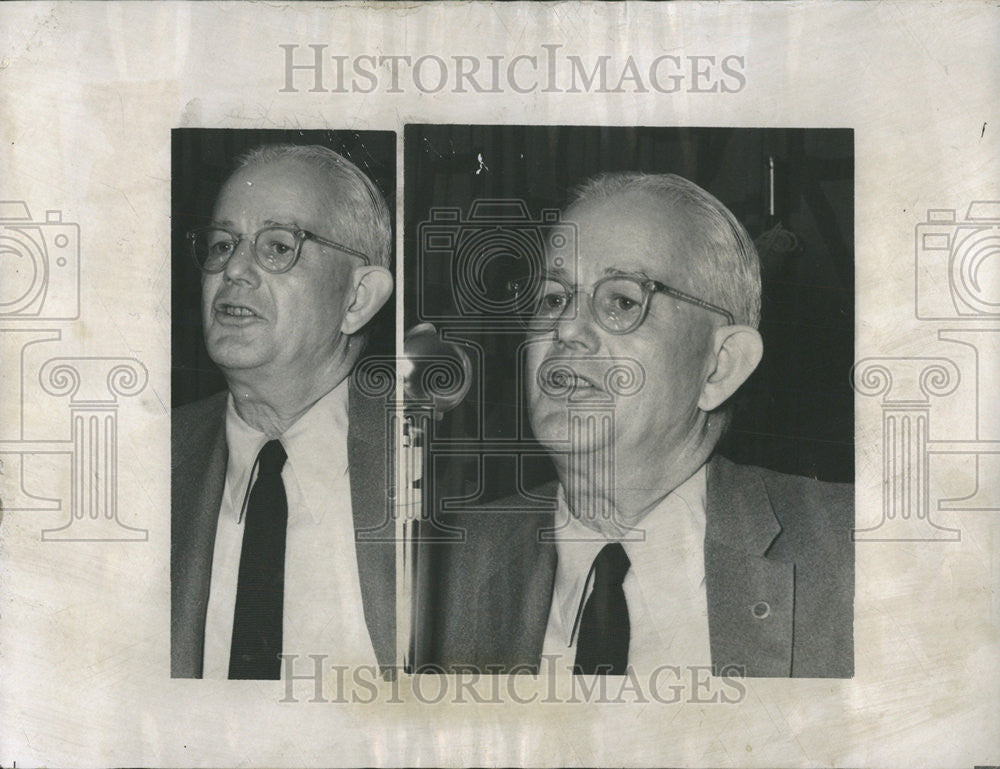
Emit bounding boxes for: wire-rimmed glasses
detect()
[187,225,370,274]
[510,273,734,335]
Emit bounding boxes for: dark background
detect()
[171,128,396,408]
[404,125,854,508]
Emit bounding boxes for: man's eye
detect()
[610,295,638,311]
[207,239,235,256]
[258,236,296,260]
[541,292,567,310]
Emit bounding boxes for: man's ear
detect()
[698,325,763,412]
[340,266,394,335]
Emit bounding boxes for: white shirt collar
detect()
[550,464,708,647]
[223,379,351,525]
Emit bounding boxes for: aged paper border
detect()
[1,1,997,766]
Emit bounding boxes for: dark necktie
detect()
[574,542,631,675]
[229,439,288,680]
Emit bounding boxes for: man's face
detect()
[526,192,720,464]
[201,158,358,387]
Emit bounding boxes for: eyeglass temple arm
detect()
[306,231,371,265]
[652,281,734,324]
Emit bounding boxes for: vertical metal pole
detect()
[395,413,426,673]
[394,414,412,672]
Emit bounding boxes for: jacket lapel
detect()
[347,381,396,672]
[704,456,794,677]
[511,543,557,668]
[171,393,228,678]
[477,502,557,670]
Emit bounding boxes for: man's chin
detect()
[205,338,273,374]
[530,408,615,455]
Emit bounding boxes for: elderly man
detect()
[171,144,394,679]
[428,172,853,678]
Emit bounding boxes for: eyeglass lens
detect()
[192,227,298,273]
[532,277,646,333]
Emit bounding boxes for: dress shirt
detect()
[202,380,377,678]
[542,465,711,672]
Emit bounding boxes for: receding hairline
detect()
[566,186,693,225]
[214,159,351,227]
[215,146,393,269]
[564,172,762,328]
[567,182,711,230]
[222,155,348,197]
[562,189,702,270]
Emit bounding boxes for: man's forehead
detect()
[547,192,692,278]
[213,158,343,226]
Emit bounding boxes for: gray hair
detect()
[235,143,393,269]
[569,172,761,328]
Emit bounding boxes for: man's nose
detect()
[554,292,601,351]
[222,237,260,286]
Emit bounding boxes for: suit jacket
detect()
[171,382,395,678]
[421,455,853,677]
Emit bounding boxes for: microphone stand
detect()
[395,323,472,674]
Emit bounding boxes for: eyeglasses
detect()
[187,225,370,274]
[510,273,734,335]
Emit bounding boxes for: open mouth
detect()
[536,356,644,400]
[543,365,604,394]
[564,373,598,390]
[213,302,261,326]
[214,302,261,320]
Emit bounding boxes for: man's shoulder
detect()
[752,461,852,508]
[431,483,558,577]
[711,455,853,528]
[708,454,854,580]
[441,482,558,538]
[171,391,228,466]
[173,390,228,426]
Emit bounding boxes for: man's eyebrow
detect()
[603,267,653,280]
[207,219,301,229]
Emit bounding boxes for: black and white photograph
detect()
[404,125,854,679]
[170,129,397,679]
[1,2,997,767]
